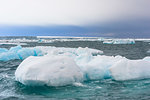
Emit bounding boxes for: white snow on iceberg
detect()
[35,46,103,56]
[110,59,150,81]
[15,55,83,86]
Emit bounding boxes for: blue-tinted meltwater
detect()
[1,37,150,100]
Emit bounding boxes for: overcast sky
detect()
[0,0,150,37]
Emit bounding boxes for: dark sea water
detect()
[0,37,150,100]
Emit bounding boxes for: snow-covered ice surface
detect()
[15,55,83,86]
[35,46,103,56]
[110,59,150,81]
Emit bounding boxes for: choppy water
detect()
[1,37,150,100]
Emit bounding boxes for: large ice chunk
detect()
[110,59,150,81]
[15,55,83,86]
[0,46,43,61]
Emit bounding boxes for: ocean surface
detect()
[0,36,150,100]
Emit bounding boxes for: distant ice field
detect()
[0,36,150,59]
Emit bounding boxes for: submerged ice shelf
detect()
[12,45,150,86]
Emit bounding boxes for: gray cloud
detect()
[0,0,150,26]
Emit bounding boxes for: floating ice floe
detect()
[37,36,104,42]
[0,46,43,61]
[14,45,150,86]
[103,40,113,44]
[15,55,83,86]
[110,59,150,81]
[35,46,103,56]
[15,56,150,86]
[0,46,103,61]
[134,39,150,42]
[0,38,38,43]
[103,39,135,44]
[143,57,150,61]
[15,55,123,86]
[0,42,27,45]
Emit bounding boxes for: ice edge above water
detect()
[0,46,43,61]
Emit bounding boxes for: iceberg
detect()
[0,42,27,45]
[103,39,135,44]
[37,36,104,42]
[113,39,135,44]
[110,59,150,81]
[0,46,43,61]
[103,40,113,44]
[14,45,150,86]
[17,48,42,60]
[0,46,103,61]
[15,53,126,86]
[143,57,150,61]
[15,54,126,86]
[36,46,103,56]
[15,55,83,86]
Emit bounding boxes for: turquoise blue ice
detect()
[0,46,43,61]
